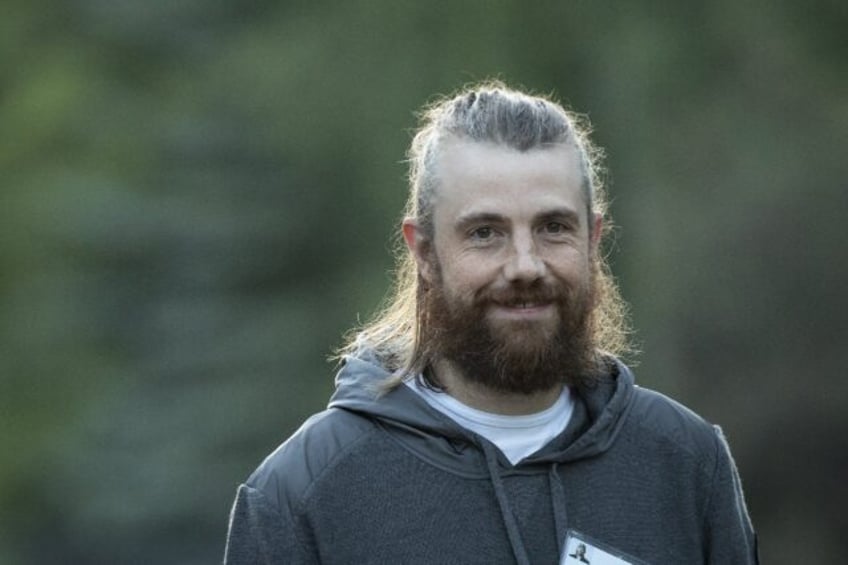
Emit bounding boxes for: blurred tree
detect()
[1,1,845,563]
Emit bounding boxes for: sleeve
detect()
[704,426,759,565]
[223,483,316,565]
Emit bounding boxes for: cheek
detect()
[547,246,591,273]
[544,258,592,292]
[440,255,498,292]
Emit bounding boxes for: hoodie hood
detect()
[328,349,637,474]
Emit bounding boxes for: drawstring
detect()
[482,442,531,565]
[548,462,568,557]
[482,443,570,564]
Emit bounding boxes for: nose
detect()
[503,233,546,283]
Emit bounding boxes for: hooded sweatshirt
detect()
[224,353,758,564]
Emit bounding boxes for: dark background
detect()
[2,2,845,563]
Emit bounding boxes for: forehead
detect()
[432,139,587,222]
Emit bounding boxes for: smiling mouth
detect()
[492,302,554,316]
[486,287,558,316]
[498,299,550,308]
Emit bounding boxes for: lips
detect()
[490,291,557,308]
[479,284,562,318]
[489,301,556,323]
[500,301,548,309]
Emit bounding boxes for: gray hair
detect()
[406,81,606,239]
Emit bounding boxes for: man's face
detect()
[404,139,601,393]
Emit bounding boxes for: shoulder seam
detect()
[236,483,313,558]
[628,387,715,460]
[293,410,380,515]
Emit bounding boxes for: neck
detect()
[431,359,564,415]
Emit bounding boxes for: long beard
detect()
[420,267,599,394]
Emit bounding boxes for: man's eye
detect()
[544,222,566,234]
[471,227,494,240]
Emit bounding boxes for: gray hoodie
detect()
[224,353,758,564]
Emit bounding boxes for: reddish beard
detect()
[419,265,599,394]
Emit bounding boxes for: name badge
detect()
[561,529,649,565]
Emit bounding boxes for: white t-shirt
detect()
[406,378,575,465]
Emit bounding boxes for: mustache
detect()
[475,282,566,307]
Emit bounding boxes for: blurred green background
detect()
[2,1,845,563]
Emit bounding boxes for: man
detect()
[568,543,590,563]
[224,82,758,564]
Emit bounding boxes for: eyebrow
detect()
[536,207,581,227]
[455,212,508,232]
[455,207,581,232]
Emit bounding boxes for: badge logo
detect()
[561,530,650,565]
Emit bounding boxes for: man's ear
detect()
[590,213,603,252]
[402,218,434,284]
